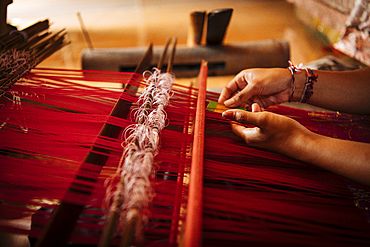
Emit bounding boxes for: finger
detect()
[222,109,263,128]
[224,86,256,108]
[224,86,250,107]
[218,86,235,104]
[218,72,248,105]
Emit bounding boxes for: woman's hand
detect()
[222,103,310,155]
[218,68,294,109]
[222,103,370,186]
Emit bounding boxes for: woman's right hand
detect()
[218,68,294,109]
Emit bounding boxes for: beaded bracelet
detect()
[287,61,302,102]
[300,68,318,103]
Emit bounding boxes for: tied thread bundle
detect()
[104,68,174,242]
[0,20,67,97]
[0,49,36,97]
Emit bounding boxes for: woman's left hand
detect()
[222,103,310,155]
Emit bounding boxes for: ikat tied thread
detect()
[104,68,174,240]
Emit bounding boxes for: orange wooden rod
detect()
[183,60,208,247]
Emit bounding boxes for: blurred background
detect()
[6,0,335,69]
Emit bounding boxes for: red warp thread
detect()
[0,68,369,246]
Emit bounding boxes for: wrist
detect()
[287,61,305,102]
[284,127,316,161]
[287,62,318,103]
[291,71,306,102]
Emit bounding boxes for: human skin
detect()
[218,67,370,115]
[222,104,370,186]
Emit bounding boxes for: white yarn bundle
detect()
[104,68,174,241]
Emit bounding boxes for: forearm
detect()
[293,67,370,114]
[287,130,370,186]
[225,108,370,186]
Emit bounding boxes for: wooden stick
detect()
[183,60,208,247]
[157,37,171,71]
[77,12,94,50]
[34,44,153,247]
[167,37,177,73]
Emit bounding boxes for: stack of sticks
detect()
[0,19,68,97]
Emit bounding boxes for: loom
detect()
[1,7,370,246]
[1,59,370,246]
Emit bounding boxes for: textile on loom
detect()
[0,68,369,246]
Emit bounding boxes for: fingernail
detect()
[222,111,233,119]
